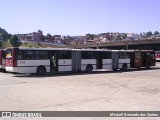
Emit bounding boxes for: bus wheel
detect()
[146,64,150,69]
[86,65,93,72]
[113,69,117,71]
[122,63,128,71]
[37,66,46,75]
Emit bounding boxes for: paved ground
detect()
[0,63,160,120]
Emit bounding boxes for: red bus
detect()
[155,51,160,61]
[0,49,6,69]
[129,50,156,69]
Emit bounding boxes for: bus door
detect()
[150,52,156,66]
[112,51,118,70]
[129,52,134,68]
[2,50,6,68]
[50,51,58,72]
[72,50,81,72]
[141,52,147,67]
[96,51,102,69]
[134,52,142,68]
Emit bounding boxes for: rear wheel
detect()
[37,66,46,75]
[146,64,150,69]
[86,65,93,72]
[122,63,128,71]
[138,67,141,70]
[113,69,117,71]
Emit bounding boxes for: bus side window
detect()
[119,52,129,59]
[17,51,24,60]
[101,52,111,59]
[25,51,34,60]
[58,51,71,59]
[135,52,141,59]
[81,51,96,59]
[35,51,48,59]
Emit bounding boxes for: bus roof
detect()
[7,47,72,51]
[5,47,155,52]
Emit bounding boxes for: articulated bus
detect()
[5,47,155,75]
[155,51,160,61]
[0,49,6,69]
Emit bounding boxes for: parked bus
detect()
[0,49,6,69]
[5,47,156,75]
[129,50,155,69]
[155,51,160,61]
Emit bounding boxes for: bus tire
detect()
[138,67,141,70]
[113,69,117,71]
[122,63,128,71]
[86,64,93,72]
[37,66,46,75]
[146,64,150,69]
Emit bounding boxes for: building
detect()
[127,33,141,40]
[17,30,44,42]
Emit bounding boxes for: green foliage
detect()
[0,27,8,35]
[0,27,11,41]
[21,42,46,48]
[154,31,159,35]
[146,31,152,37]
[47,33,52,39]
[0,42,2,48]
[9,35,19,46]
[1,42,12,49]
[85,33,94,40]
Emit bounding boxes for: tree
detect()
[85,33,94,40]
[85,33,91,40]
[47,33,52,39]
[154,31,159,35]
[0,27,11,41]
[9,35,18,46]
[146,31,152,38]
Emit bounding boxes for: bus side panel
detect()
[5,66,14,72]
[81,59,96,71]
[12,67,49,73]
[119,59,130,69]
[2,58,6,69]
[134,52,142,68]
[156,53,160,61]
[16,60,50,73]
[150,52,156,66]
[0,50,2,68]
[102,59,112,69]
[17,60,50,66]
[58,59,72,72]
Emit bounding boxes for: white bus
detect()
[5,47,156,75]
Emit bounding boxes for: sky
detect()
[0,0,160,36]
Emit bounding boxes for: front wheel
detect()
[37,66,46,75]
